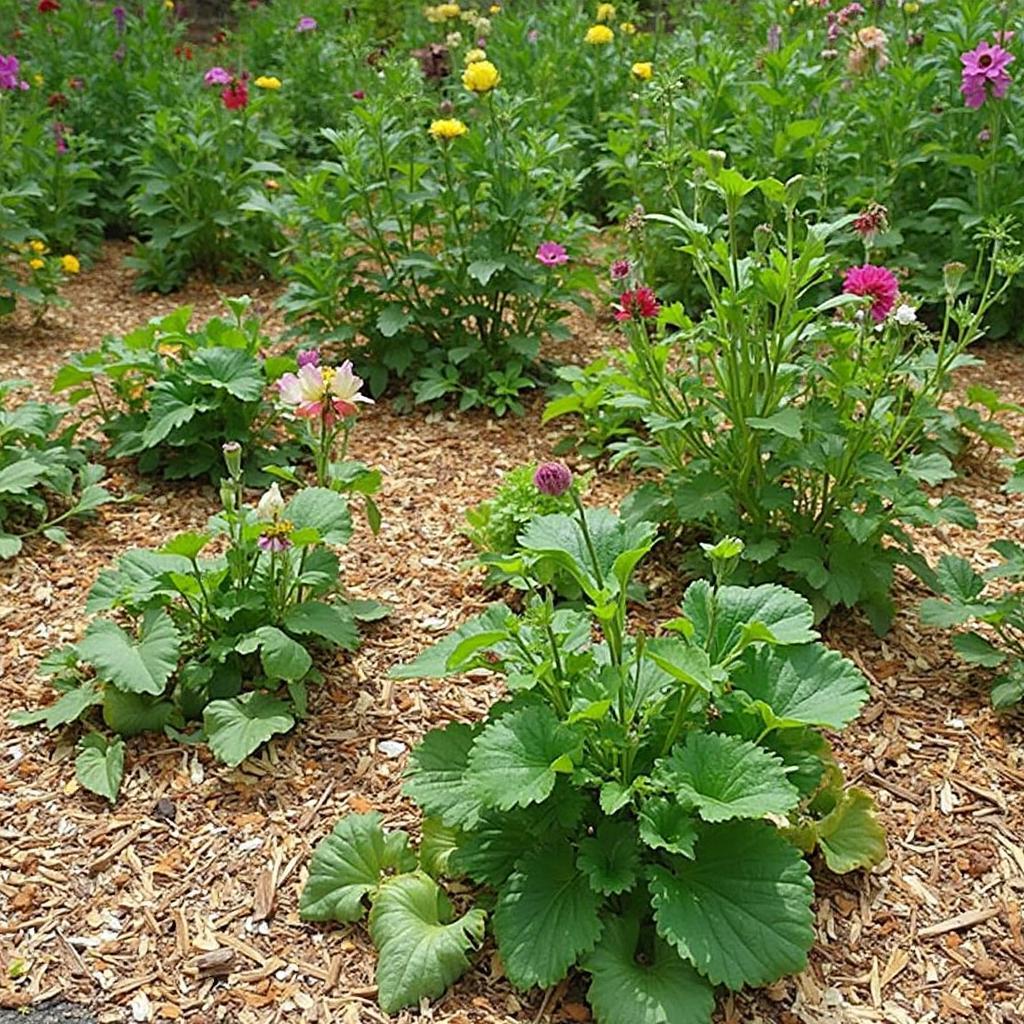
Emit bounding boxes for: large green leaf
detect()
[75,734,125,803]
[731,644,868,731]
[204,692,294,767]
[390,604,512,679]
[369,872,486,1013]
[468,705,582,810]
[10,682,102,729]
[300,812,416,922]
[583,916,715,1024]
[655,732,799,823]
[77,610,180,696]
[649,821,814,988]
[638,798,698,857]
[493,841,604,988]
[186,348,264,401]
[577,820,641,895]
[815,788,886,874]
[236,626,312,681]
[404,721,484,829]
[0,458,46,495]
[283,601,360,651]
[285,487,352,546]
[102,688,176,737]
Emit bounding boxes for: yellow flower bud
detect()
[596,3,615,22]
[464,48,487,64]
[60,254,80,273]
[29,258,45,271]
[429,117,469,141]
[631,61,653,81]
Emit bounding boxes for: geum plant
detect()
[300,465,885,1019]
[53,297,294,481]
[0,379,116,558]
[551,160,1022,631]
[12,442,386,802]
[921,544,1024,709]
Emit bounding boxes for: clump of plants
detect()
[301,464,884,1019]
[921,545,1024,709]
[53,297,293,481]
[12,436,386,802]
[0,379,116,558]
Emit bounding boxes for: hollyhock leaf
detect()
[577,820,641,895]
[0,532,23,558]
[159,531,211,560]
[204,692,294,767]
[377,305,412,338]
[952,631,1005,667]
[285,487,352,546]
[301,812,416,922]
[934,555,985,602]
[467,259,506,285]
[747,406,803,439]
[650,821,814,988]
[284,601,360,651]
[247,625,313,681]
[903,452,955,487]
[419,818,460,877]
[638,798,698,857]
[654,732,799,823]
[78,610,180,696]
[815,788,886,874]
[391,604,513,679]
[75,733,125,803]
[493,840,604,988]
[0,458,46,495]
[404,721,484,829]
[583,916,715,1024]
[10,682,102,729]
[102,688,176,737]
[369,872,486,1013]
[186,348,263,401]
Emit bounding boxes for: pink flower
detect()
[534,462,573,496]
[853,202,888,240]
[258,532,292,552]
[296,347,320,368]
[352,89,365,100]
[536,241,568,266]
[842,264,899,322]
[204,65,232,86]
[961,41,1014,109]
[296,16,317,31]
[610,258,631,281]
[277,360,373,425]
[614,286,660,322]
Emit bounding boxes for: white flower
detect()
[256,483,286,522]
[893,303,917,325]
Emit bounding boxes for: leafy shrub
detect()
[12,442,386,801]
[548,166,1023,631]
[54,297,293,481]
[265,61,595,413]
[0,379,115,558]
[301,492,885,1019]
[921,546,1024,709]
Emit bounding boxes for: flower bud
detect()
[533,461,573,497]
[784,174,806,206]
[256,483,286,522]
[753,223,773,254]
[943,260,967,297]
[222,441,242,479]
[707,149,727,174]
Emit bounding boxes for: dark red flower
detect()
[352,89,365,100]
[47,91,67,108]
[221,80,248,110]
[174,44,193,60]
[38,0,61,12]
[614,286,660,322]
[852,202,888,240]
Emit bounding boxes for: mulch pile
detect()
[1,244,1022,1023]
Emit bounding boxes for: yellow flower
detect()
[255,75,282,90]
[462,59,500,93]
[465,48,487,64]
[427,1,460,19]
[33,73,44,86]
[489,3,501,11]
[621,21,636,34]
[29,240,47,254]
[29,258,45,271]
[60,254,80,274]
[429,117,468,141]
[596,3,615,22]
[163,0,173,8]
[585,24,614,44]
[904,0,919,11]
[631,61,653,81]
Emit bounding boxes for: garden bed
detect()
[0,245,1022,1024]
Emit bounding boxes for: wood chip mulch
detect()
[1,243,1022,1024]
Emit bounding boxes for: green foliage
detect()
[308,501,884,1020]
[921,545,1024,708]
[0,380,116,558]
[53,298,292,480]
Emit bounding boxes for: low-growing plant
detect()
[54,297,293,481]
[12,440,387,801]
[921,545,1024,709]
[0,379,116,558]
[301,474,884,1019]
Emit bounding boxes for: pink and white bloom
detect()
[204,65,232,86]
[276,360,373,424]
[535,241,569,266]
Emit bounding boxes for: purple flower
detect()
[204,65,232,86]
[0,55,28,91]
[767,24,781,52]
[113,5,126,33]
[52,122,69,154]
[534,461,573,497]
[258,533,292,553]
[113,43,126,62]
[610,258,631,281]
[296,15,317,32]
[961,41,1014,109]
[297,347,320,368]
[536,241,568,267]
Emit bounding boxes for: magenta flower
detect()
[204,65,232,86]
[536,241,568,267]
[258,532,292,553]
[296,16,317,31]
[842,264,899,322]
[112,5,126,33]
[960,41,1014,109]
[610,258,631,281]
[534,462,573,497]
[0,55,28,91]
[297,347,320,368]
[52,122,69,154]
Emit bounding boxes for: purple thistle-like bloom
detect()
[534,461,573,497]
[610,258,631,281]
[204,65,232,86]
[536,241,569,267]
[113,5,126,33]
[296,15,317,32]
[297,347,320,368]
[961,41,1014,109]
[0,55,28,91]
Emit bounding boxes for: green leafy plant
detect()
[0,379,116,559]
[302,484,884,1019]
[53,297,293,481]
[11,441,387,801]
[921,545,1024,709]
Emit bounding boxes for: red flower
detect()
[221,80,248,110]
[842,264,899,322]
[614,286,660,322]
[174,44,194,60]
[38,0,61,11]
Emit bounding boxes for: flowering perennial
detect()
[842,264,899,322]
[535,241,568,266]
[277,360,373,426]
[960,41,1014,109]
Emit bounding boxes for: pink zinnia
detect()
[842,264,899,322]
[536,241,568,267]
[614,286,660,322]
[960,41,1014,109]
[204,65,231,86]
